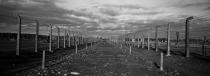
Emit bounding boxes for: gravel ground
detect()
[15,41,163,76]
[14,40,210,76]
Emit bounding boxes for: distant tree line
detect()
[0,33,49,41]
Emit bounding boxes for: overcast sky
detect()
[0,0,210,38]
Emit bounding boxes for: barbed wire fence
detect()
[118,16,210,57]
[0,14,99,56]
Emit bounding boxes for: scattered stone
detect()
[70,72,80,75]
[58,71,61,74]
[64,73,68,76]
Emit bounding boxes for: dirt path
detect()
[16,40,210,76]
[17,41,166,76]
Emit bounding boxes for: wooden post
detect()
[166,23,171,56]
[160,52,164,71]
[185,16,193,57]
[49,25,52,52]
[64,29,66,48]
[155,26,158,52]
[42,50,46,70]
[147,32,150,51]
[35,20,39,53]
[202,36,206,56]
[57,27,60,48]
[16,15,21,56]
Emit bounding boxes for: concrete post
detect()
[49,25,52,52]
[16,15,21,56]
[155,26,159,52]
[160,52,164,71]
[73,33,75,46]
[185,16,193,57]
[64,29,66,48]
[68,32,71,47]
[147,32,150,51]
[166,23,171,56]
[137,32,140,48]
[76,41,78,54]
[42,50,46,69]
[129,46,132,55]
[141,37,145,48]
[86,38,88,50]
[35,20,39,53]
[202,36,206,56]
[57,27,60,48]
[176,32,179,46]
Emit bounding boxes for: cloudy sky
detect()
[0,0,210,37]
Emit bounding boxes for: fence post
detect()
[160,52,164,71]
[142,38,144,48]
[147,32,150,51]
[35,20,39,53]
[86,38,88,50]
[42,50,46,70]
[133,34,136,47]
[73,33,75,46]
[76,41,78,54]
[137,33,140,48]
[49,25,52,52]
[176,32,179,46]
[166,23,171,56]
[91,41,93,48]
[185,16,193,57]
[129,45,132,55]
[81,36,83,45]
[63,30,65,48]
[57,27,60,48]
[155,26,159,52]
[68,32,71,47]
[75,34,78,54]
[141,33,145,48]
[16,15,21,56]
[202,36,206,56]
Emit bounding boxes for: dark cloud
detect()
[171,0,210,11]
[0,0,85,25]
[180,1,210,8]
[0,0,93,33]
[99,7,120,16]
[99,17,117,23]
[103,4,148,10]
[205,6,210,10]
[131,11,163,15]
[100,4,164,16]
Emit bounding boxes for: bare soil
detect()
[12,40,210,76]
